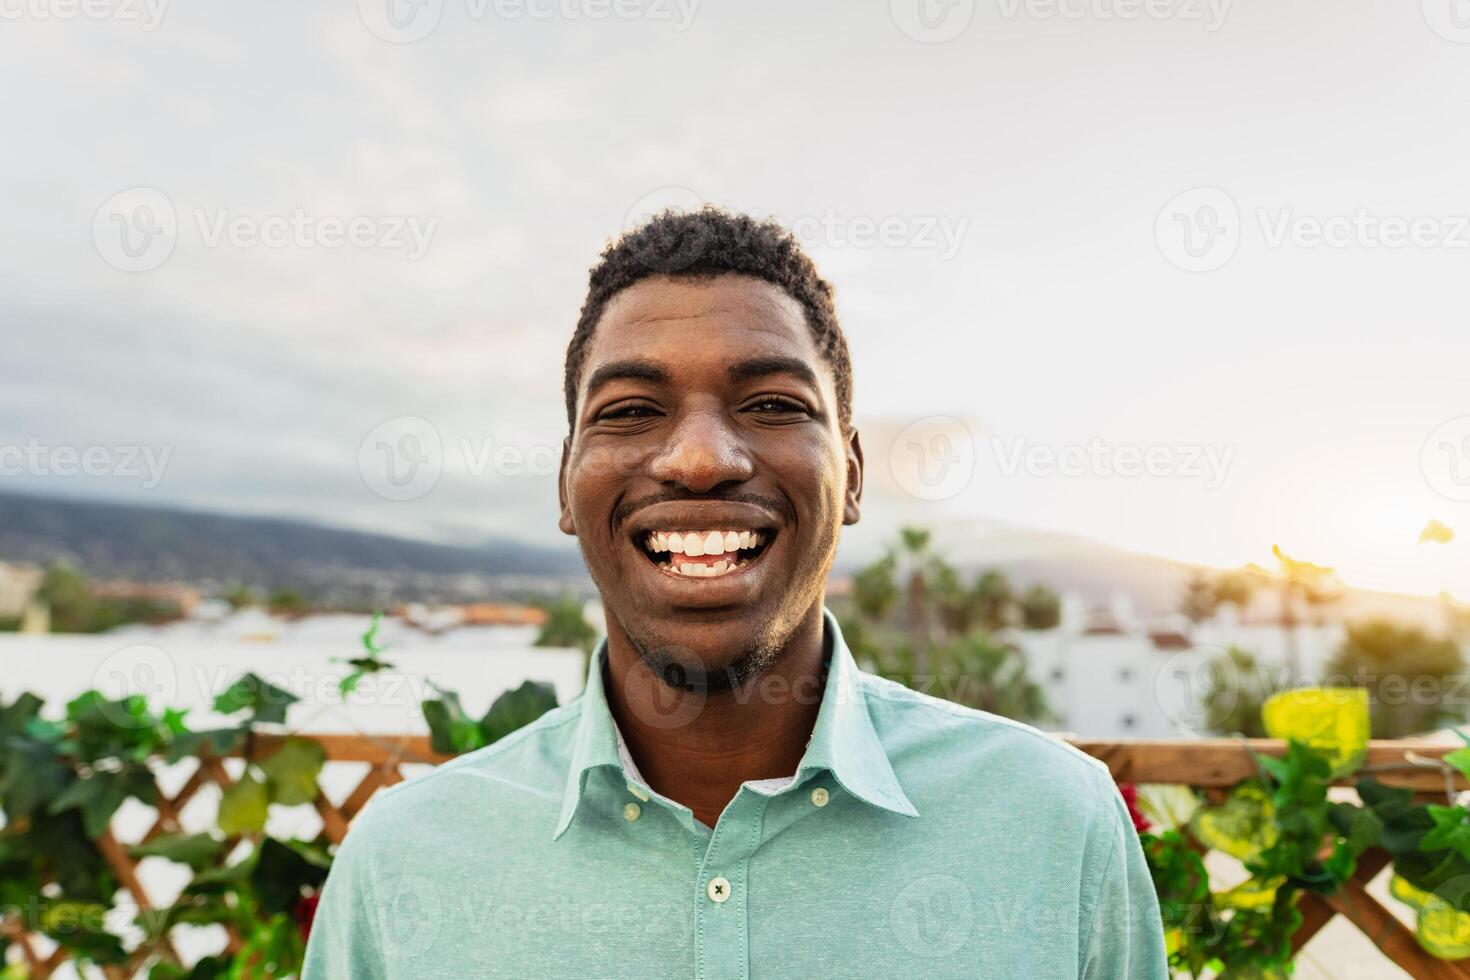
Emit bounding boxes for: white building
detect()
[1016,593,1347,739]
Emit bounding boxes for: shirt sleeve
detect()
[302,818,388,980]
[1080,787,1170,980]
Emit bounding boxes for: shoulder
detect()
[858,671,1119,808]
[344,698,583,842]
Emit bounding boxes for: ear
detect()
[558,435,576,536]
[843,427,863,526]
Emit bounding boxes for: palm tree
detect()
[1269,545,1342,684]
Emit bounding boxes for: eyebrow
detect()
[583,359,669,403]
[585,355,819,399]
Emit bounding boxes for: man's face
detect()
[559,273,862,691]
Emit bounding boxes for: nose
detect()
[647,408,755,493]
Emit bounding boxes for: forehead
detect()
[586,274,823,369]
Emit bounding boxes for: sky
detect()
[3,0,1470,599]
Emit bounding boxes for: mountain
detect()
[0,491,588,605]
[0,491,1448,628]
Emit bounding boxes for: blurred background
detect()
[2,2,1470,975]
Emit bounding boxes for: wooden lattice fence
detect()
[4,736,1470,978]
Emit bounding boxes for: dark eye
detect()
[747,396,809,415]
[598,402,661,422]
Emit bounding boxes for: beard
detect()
[616,613,795,696]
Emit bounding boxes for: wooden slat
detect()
[1322,872,1470,979]
[1293,850,1392,954]
[1071,739,1470,794]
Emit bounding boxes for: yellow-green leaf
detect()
[217,774,269,835]
[1213,875,1286,911]
[1417,894,1470,959]
[1261,686,1370,776]
[258,736,325,806]
[1190,784,1278,862]
[1391,874,1435,911]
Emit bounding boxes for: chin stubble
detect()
[627,624,790,696]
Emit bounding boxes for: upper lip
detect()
[624,501,781,540]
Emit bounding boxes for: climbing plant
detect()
[0,617,558,977]
[1140,687,1470,976]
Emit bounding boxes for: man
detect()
[304,209,1168,978]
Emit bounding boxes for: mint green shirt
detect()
[304,610,1167,979]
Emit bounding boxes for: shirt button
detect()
[623,802,642,822]
[707,876,732,904]
[810,786,830,807]
[626,782,650,802]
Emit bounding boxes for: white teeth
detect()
[646,529,769,558]
[679,562,696,576]
[711,559,729,575]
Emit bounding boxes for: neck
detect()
[603,604,829,829]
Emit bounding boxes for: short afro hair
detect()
[564,207,852,433]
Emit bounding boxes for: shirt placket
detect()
[694,787,768,980]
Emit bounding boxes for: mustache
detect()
[612,489,794,528]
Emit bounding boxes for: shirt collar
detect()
[552,608,917,839]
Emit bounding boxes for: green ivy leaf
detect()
[212,674,297,725]
[167,727,246,764]
[250,838,329,916]
[1420,806,1470,863]
[258,737,325,806]
[48,769,154,839]
[479,681,558,745]
[0,738,73,817]
[1445,747,1470,783]
[0,692,45,737]
[131,833,226,872]
[423,688,485,755]
[217,774,270,835]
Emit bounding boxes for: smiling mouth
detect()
[636,529,774,579]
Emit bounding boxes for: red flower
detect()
[1117,782,1151,834]
[294,892,321,941]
